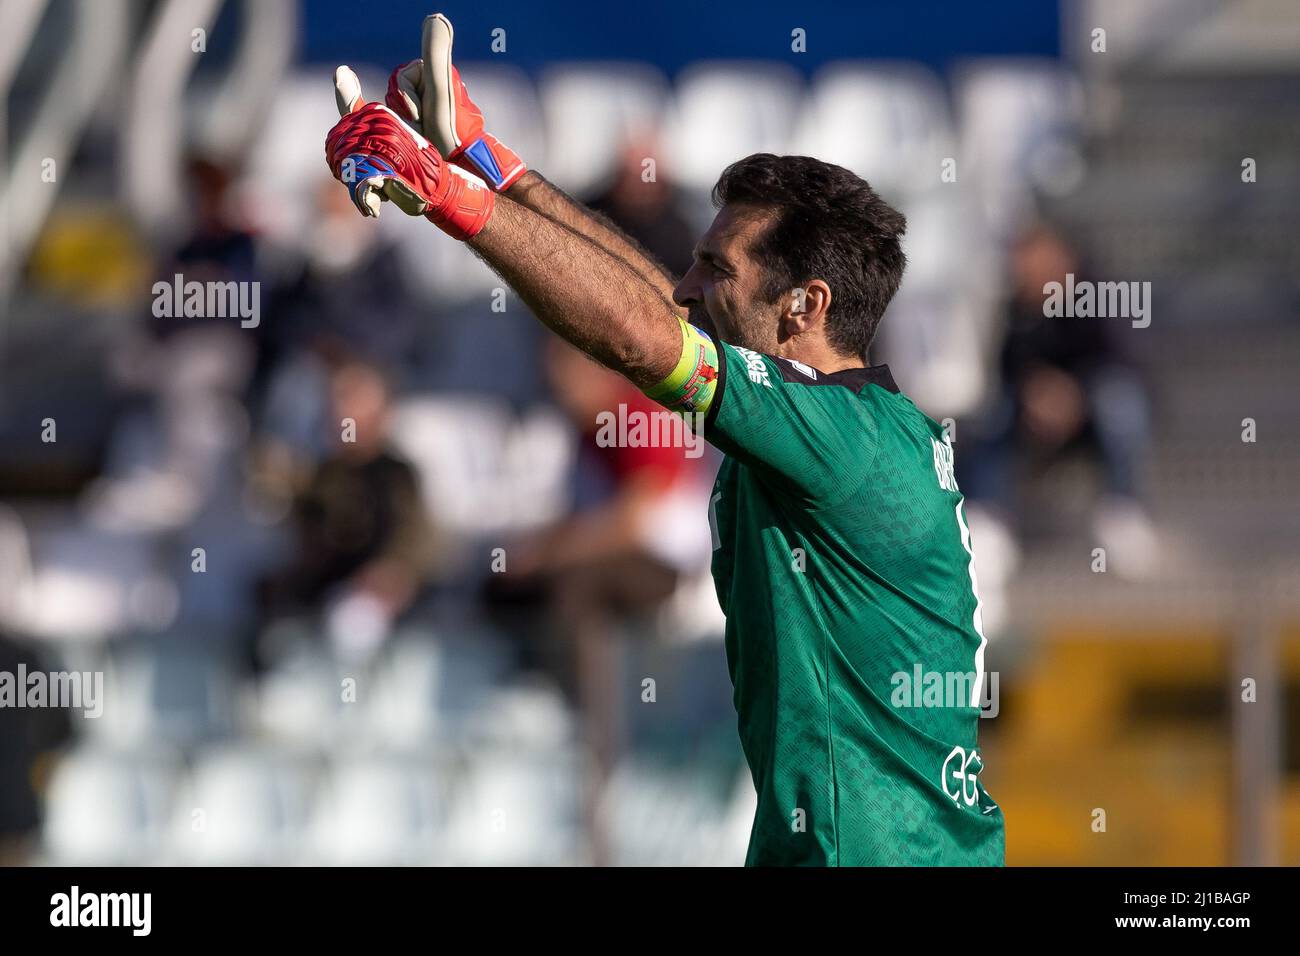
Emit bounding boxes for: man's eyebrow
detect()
[693,244,732,268]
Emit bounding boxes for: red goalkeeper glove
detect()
[325,65,494,240]
[385,13,528,192]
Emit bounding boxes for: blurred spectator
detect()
[587,135,696,281]
[0,633,71,865]
[257,354,434,665]
[87,153,259,533]
[153,154,259,339]
[486,336,714,862]
[257,177,421,408]
[489,338,711,679]
[958,222,1157,577]
[251,175,425,472]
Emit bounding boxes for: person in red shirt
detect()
[496,336,715,863]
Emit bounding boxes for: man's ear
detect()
[782,279,832,335]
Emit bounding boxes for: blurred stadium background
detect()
[1,0,1298,865]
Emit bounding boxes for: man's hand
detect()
[386,13,679,307]
[325,65,495,240]
[385,13,527,191]
[343,18,687,400]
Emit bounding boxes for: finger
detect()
[358,182,385,218]
[382,178,431,217]
[422,14,453,67]
[334,65,365,117]
[392,59,424,123]
[423,14,456,150]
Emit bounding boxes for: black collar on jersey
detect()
[771,355,900,394]
[702,343,901,433]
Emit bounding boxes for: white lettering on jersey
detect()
[932,436,957,492]
[942,745,984,807]
[733,347,771,387]
[708,491,723,550]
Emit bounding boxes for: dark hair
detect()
[711,154,907,358]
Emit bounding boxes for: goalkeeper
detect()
[325,13,1004,866]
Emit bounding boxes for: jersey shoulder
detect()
[762,350,926,434]
[764,351,902,399]
[763,351,952,465]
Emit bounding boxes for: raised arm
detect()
[504,171,679,310]
[325,67,686,395]
[469,190,681,387]
[384,13,681,310]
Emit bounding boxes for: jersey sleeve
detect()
[642,320,878,502]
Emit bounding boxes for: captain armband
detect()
[643,318,721,424]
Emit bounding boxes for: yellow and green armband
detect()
[643,318,721,420]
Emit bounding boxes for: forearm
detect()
[468,192,681,388]
[506,171,679,310]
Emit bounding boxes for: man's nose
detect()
[672,271,699,308]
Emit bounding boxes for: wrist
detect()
[454,133,527,192]
[503,168,542,201]
[425,164,496,240]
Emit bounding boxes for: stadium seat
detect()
[308,754,446,865]
[716,767,760,863]
[458,678,576,750]
[442,747,584,865]
[597,759,743,866]
[953,59,1085,235]
[895,192,993,294]
[389,396,573,539]
[794,61,955,201]
[255,636,370,750]
[866,191,993,419]
[43,746,179,865]
[665,62,806,204]
[165,744,315,865]
[876,286,990,421]
[11,523,160,640]
[89,642,238,749]
[538,62,672,197]
[364,628,515,750]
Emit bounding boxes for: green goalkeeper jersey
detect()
[651,324,1004,866]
